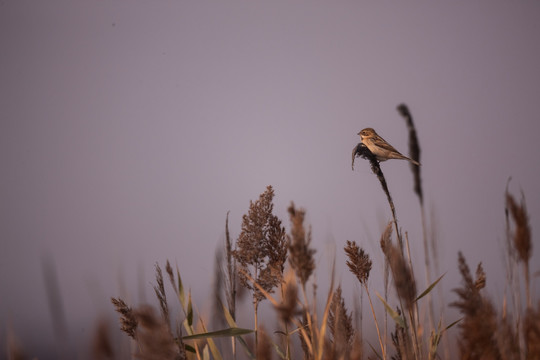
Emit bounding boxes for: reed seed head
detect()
[344,240,372,286]
[287,203,316,286]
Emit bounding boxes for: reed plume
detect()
[287,203,316,288]
[327,286,354,359]
[275,271,299,325]
[91,318,114,360]
[256,326,274,360]
[111,297,138,339]
[232,185,288,348]
[506,190,532,308]
[385,242,417,312]
[224,211,237,320]
[524,304,540,359]
[344,240,371,286]
[233,185,288,304]
[451,252,500,359]
[397,104,422,203]
[154,263,170,328]
[345,240,386,359]
[133,305,184,360]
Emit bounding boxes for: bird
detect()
[358,127,420,166]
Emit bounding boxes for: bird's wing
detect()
[374,136,403,155]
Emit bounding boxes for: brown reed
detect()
[232,185,288,305]
[386,242,417,312]
[224,211,237,321]
[287,202,316,288]
[524,304,540,359]
[232,185,288,350]
[397,104,422,203]
[344,240,372,285]
[154,263,170,327]
[345,239,386,359]
[256,326,274,360]
[327,286,354,359]
[275,271,299,325]
[506,191,532,309]
[111,297,138,339]
[91,318,114,360]
[451,252,500,359]
[133,305,184,360]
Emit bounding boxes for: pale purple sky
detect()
[1,1,540,357]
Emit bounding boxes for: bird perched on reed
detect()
[358,128,420,166]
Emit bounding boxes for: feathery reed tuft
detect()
[451,252,500,359]
[287,202,316,287]
[91,318,114,360]
[275,271,299,324]
[524,304,540,359]
[397,104,422,203]
[386,242,417,311]
[506,190,533,308]
[224,211,237,320]
[153,263,170,327]
[344,240,372,285]
[233,185,288,304]
[111,297,138,339]
[133,305,183,360]
[256,327,274,360]
[328,286,354,359]
[506,192,532,264]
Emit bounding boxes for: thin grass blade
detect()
[183,327,254,340]
[376,292,405,328]
[415,273,445,302]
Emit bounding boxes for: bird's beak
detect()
[357,131,361,136]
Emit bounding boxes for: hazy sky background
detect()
[2,1,540,357]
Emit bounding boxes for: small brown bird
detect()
[358,128,420,166]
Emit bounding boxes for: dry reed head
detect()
[328,286,354,358]
[154,263,170,327]
[451,252,500,359]
[224,211,237,319]
[275,270,299,324]
[233,185,288,304]
[350,334,363,360]
[474,262,486,290]
[384,242,416,311]
[287,202,316,286]
[505,192,532,263]
[256,326,274,360]
[496,316,520,359]
[524,304,540,359]
[397,103,423,203]
[91,318,114,360]
[379,222,393,257]
[133,305,183,360]
[111,297,138,339]
[165,260,177,294]
[344,240,372,286]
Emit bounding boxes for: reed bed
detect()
[6,105,538,360]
